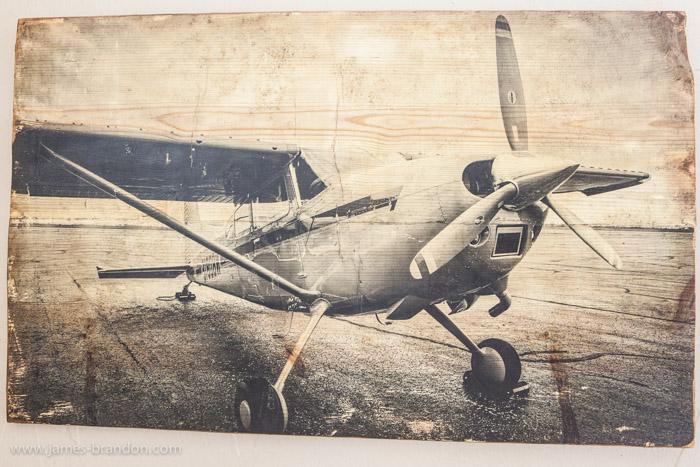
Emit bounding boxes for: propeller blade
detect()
[492,153,579,209]
[496,15,528,151]
[542,196,623,269]
[410,183,518,279]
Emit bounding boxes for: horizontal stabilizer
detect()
[97,265,191,279]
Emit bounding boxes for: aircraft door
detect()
[252,163,308,298]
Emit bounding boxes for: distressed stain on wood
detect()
[546,336,580,444]
[7,10,696,445]
[83,317,98,426]
[6,225,694,444]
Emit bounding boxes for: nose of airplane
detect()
[491,152,579,210]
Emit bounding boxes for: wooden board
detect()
[7,11,695,447]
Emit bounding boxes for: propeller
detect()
[542,196,622,269]
[496,14,528,151]
[410,183,518,279]
[409,15,622,280]
[410,160,578,280]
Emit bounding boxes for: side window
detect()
[250,171,292,229]
[231,169,293,238]
[253,174,288,203]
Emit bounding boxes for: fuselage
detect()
[188,154,548,315]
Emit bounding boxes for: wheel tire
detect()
[470,338,522,395]
[234,377,288,434]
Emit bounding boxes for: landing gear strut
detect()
[234,298,331,434]
[424,304,527,396]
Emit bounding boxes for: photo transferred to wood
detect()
[7,11,695,445]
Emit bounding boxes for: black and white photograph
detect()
[5,7,695,455]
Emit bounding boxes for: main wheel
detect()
[470,338,522,395]
[234,377,288,434]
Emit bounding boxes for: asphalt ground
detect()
[7,226,694,446]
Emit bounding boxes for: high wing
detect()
[554,166,649,196]
[33,143,321,303]
[12,121,323,304]
[12,121,301,203]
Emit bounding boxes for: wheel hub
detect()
[238,400,252,430]
[234,377,288,434]
[472,347,507,384]
[470,338,522,395]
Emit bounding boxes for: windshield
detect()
[228,153,326,239]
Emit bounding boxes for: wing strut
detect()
[39,144,321,304]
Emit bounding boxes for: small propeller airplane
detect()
[11,16,649,434]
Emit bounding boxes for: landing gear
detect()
[471,338,522,395]
[424,304,526,397]
[234,377,287,434]
[175,282,196,301]
[234,298,331,434]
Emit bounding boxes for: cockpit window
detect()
[230,164,293,238]
[295,156,327,200]
[252,172,289,203]
[229,154,327,238]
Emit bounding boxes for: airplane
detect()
[11,15,649,434]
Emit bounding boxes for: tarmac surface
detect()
[7,225,695,446]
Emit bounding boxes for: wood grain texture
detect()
[12,11,695,227]
[6,225,694,444]
[7,11,695,445]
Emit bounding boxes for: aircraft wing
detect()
[12,121,300,203]
[554,166,650,196]
[28,144,321,303]
[12,121,323,303]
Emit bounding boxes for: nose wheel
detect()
[470,338,522,394]
[424,304,527,397]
